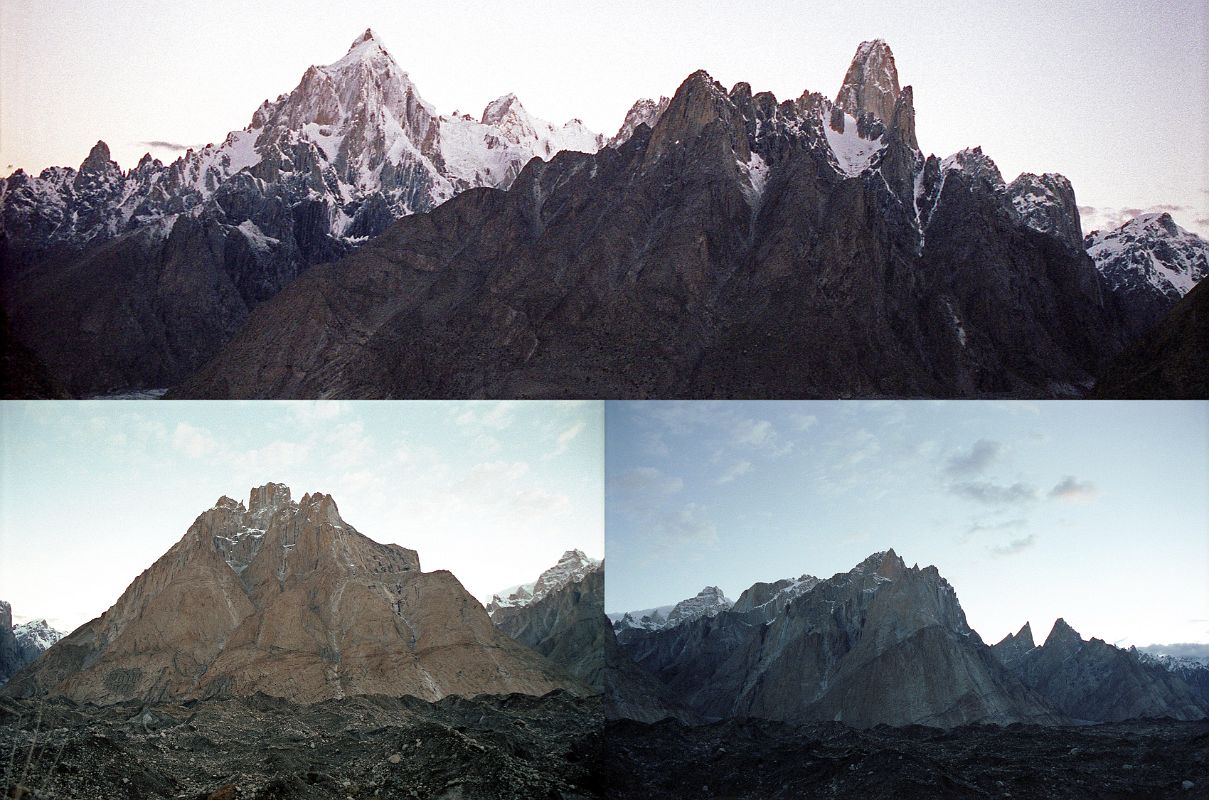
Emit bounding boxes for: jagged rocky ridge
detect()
[612,586,734,633]
[614,550,1209,728]
[2,483,582,705]
[992,619,1209,721]
[0,29,603,396]
[174,39,1162,399]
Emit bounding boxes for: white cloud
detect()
[545,421,586,459]
[511,487,572,518]
[792,414,818,431]
[716,460,753,484]
[286,401,348,424]
[455,401,517,431]
[733,419,774,447]
[654,503,719,550]
[172,422,217,459]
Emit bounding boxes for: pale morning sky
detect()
[1,0,1205,237]
[605,401,1209,648]
[0,401,603,633]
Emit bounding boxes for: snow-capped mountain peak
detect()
[2,30,604,266]
[665,586,733,626]
[13,619,65,653]
[486,549,601,616]
[1087,212,1208,298]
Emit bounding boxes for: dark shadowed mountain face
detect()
[992,619,1209,722]
[614,550,1062,728]
[0,603,23,685]
[1091,275,1209,398]
[493,564,607,692]
[171,41,1138,399]
[3,484,581,705]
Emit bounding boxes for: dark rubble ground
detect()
[605,716,1209,799]
[0,691,602,800]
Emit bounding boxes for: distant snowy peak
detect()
[613,586,733,633]
[666,586,733,626]
[440,94,603,190]
[486,549,601,616]
[1086,212,1208,299]
[609,96,671,147]
[13,619,64,654]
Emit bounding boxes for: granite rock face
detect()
[615,551,1062,728]
[4,484,579,705]
[175,41,1131,399]
[995,618,1209,722]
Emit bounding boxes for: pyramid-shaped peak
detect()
[349,28,384,50]
[481,93,526,125]
[330,27,399,70]
[1045,617,1084,648]
[78,140,116,173]
[853,549,905,575]
[836,39,903,123]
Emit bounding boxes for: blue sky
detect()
[606,401,1209,647]
[1,0,1206,237]
[0,401,602,632]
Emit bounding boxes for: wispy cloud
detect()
[1048,476,1098,504]
[965,518,1027,537]
[653,503,719,550]
[715,460,753,485]
[944,439,1002,477]
[545,421,585,459]
[950,480,1037,506]
[610,466,683,497]
[791,414,818,431]
[172,422,218,459]
[139,140,193,152]
[991,534,1036,557]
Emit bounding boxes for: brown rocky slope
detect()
[3,483,581,705]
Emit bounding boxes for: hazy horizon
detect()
[1,0,1205,238]
[605,401,1209,648]
[0,401,603,633]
